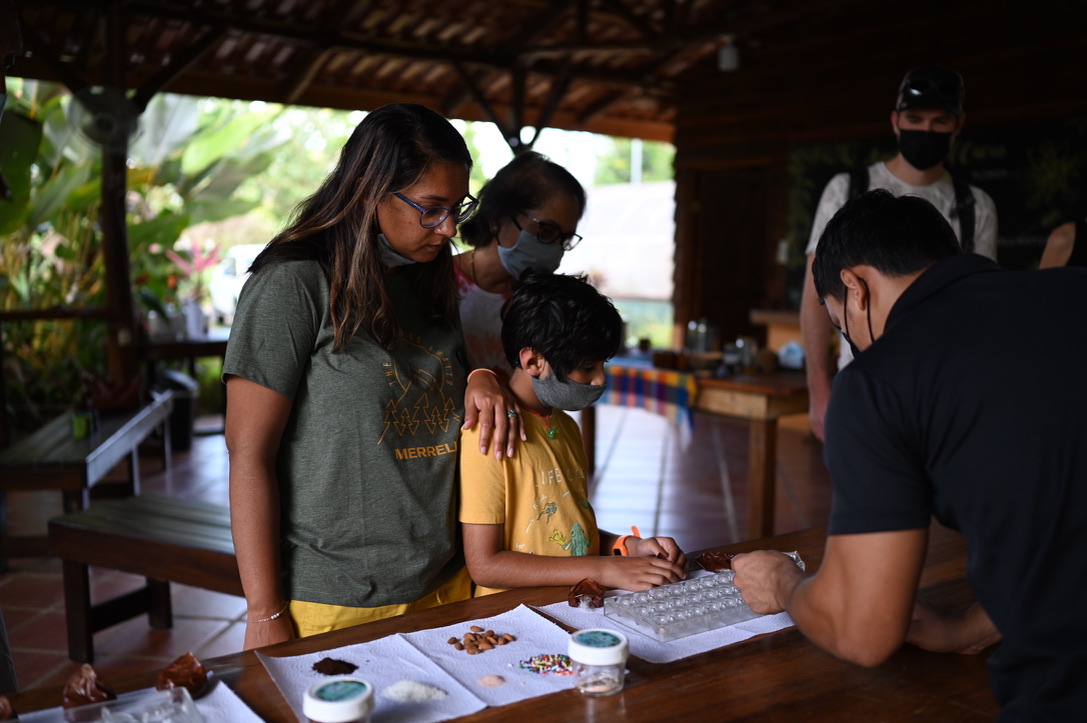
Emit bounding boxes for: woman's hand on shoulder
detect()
[462,369,525,459]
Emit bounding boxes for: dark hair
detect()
[813,189,961,302]
[500,270,621,380]
[459,151,586,248]
[252,103,471,351]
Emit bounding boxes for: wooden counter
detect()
[10,523,998,721]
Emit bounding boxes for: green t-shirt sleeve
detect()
[222,260,326,398]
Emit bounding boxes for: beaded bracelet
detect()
[246,601,288,623]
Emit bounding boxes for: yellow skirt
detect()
[288,567,473,638]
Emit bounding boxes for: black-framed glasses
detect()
[394,192,478,229]
[511,212,583,251]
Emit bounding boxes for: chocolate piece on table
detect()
[156,652,209,698]
[312,657,359,675]
[568,577,606,608]
[696,550,735,572]
[62,664,117,709]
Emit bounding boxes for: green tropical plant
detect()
[1,80,289,428]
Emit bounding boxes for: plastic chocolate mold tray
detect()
[602,571,760,643]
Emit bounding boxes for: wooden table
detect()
[695,373,809,538]
[10,524,998,721]
[144,329,229,432]
[583,363,808,538]
[144,328,230,375]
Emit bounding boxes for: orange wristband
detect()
[612,526,641,556]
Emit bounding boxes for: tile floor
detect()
[0,405,830,695]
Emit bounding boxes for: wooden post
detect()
[100,3,140,383]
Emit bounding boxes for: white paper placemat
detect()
[258,634,485,723]
[534,573,794,664]
[398,604,577,708]
[17,674,260,723]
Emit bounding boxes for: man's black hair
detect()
[500,269,622,380]
[813,189,961,302]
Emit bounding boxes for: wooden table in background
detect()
[695,373,809,538]
[144,328,229,380]
[583,363,808,538]
[144,329,230,430]
[9,523,998,721]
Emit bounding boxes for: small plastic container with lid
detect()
[568,628,629,696]
[303,676,375,723]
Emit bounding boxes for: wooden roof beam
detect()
[131,24,226,111]
[596,0,663,38]
[282,0,363,105]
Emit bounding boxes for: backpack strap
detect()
[1069,217,1087,267]
[848,166,868,201]
[951,175,976,253]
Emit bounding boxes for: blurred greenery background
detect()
[0,80,676,429]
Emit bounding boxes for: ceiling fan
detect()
[70,84,141,153]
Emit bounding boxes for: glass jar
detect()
[303,676,374,723]
[568,628,629,696]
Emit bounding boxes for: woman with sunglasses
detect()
[223,104,521,650]
[454,151,587,374]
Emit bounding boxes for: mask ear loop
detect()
[857,277,876,345]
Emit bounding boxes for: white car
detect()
[208,243,265,323]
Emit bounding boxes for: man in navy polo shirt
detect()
[733,189,1087,720]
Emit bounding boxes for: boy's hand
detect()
[629,536,687,569]
[599,554,686,591]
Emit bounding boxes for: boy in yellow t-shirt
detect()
[459,270,687,595]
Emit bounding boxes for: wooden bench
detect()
[48,493,242,662]
[0,390,174,566]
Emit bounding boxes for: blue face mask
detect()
[497,230,565,280]
[531,369,606,411]
[376,233,417,267]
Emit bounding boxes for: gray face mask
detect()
[376,233,417,267]
[497,230,564,280]
[531,369,605,411]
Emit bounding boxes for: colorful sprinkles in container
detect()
[518,654,574,675]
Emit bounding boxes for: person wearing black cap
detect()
[799,65,998,441]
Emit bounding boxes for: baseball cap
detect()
[895,66,964,116]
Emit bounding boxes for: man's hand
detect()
[731,550,805,614]
[907,601,1001,655]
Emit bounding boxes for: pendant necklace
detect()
[525,407,557,439]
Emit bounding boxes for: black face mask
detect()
[897,129,952,171]
[841,293,861,358]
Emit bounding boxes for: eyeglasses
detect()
[394,192,478,229]
[511,212,583,251]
